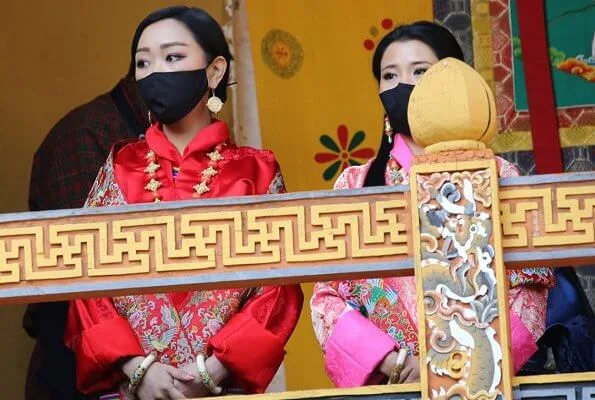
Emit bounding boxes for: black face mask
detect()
[379,83,415,137]
[137,69,209,125]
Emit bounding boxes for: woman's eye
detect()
[136,60,149,69]
[166,54,185,62]
[414,68,428,76]
[383,73,397,80]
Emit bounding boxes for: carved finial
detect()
[408,57,497,154]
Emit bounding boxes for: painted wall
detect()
[0,1,225,397]
[244,0,433,390]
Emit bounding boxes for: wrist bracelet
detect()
[388,348,408,384]
[127,353,157,393]
[196,353,223,395]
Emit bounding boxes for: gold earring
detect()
[206,89,223,114]
[384,115,394,144]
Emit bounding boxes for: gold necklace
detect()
[144,144,225,202]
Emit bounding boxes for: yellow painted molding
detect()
[206,372,595,399]
[490,127,595,154]
[221,383,421,400]
[513,372,595,386]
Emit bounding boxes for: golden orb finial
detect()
[408,57,497,154]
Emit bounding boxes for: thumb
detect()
[164,365,195,382]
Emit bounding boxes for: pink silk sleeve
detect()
[496,156,521,178]
[509,310,539,373]
[311,282,396,387]
[324,311,396,387]
[310,281,350,351]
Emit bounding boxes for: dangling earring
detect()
[206,89,223,114]
[384,115,394,144]
[147,111,153,126]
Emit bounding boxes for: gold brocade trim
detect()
[471,0,495,93]
[489,127,595,153]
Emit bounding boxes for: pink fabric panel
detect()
[324,310,395,387]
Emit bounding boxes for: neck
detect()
[162,109,212,155]
[400,134,425,156]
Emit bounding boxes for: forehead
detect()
[137,18,197,48]
[381,40,439,67]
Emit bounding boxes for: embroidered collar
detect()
[145,120,229,164]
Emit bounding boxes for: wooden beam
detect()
[223,383,421,400]
[0,172,593,304]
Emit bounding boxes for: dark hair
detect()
[130,6,232,102]
[364,21,464,187]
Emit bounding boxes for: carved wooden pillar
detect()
[408,58,513,399]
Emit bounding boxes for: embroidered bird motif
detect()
[142,305,179,352]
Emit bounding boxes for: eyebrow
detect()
[382,61,432,71]
[135,42,189,53]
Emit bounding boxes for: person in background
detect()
[24,75,148,400]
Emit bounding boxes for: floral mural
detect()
[314,125,375,181]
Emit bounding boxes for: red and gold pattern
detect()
[66,121,303,398]
[557,58,595,83]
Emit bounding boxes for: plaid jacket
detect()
[28,78,148,211]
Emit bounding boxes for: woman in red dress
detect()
[64,6,303,400]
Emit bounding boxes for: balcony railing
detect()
[1,168,594,399]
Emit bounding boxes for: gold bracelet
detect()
[387,348,408,384]
[388,364,404,384]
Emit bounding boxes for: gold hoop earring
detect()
[384,115,394,144]
[206,89,223,114]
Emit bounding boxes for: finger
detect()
[166,387,188,399]
[398,367,412,384]
[404,369,418,383]
[165,365,195,382]
[173,380,195,398]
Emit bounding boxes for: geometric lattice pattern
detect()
[433,0,474,65]
[499,146,595,176]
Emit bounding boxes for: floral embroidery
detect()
[509,268,556,288]
[267,171,287,194]
[113,289,249,367]
[85,148,126,207]
[320,278,419,356]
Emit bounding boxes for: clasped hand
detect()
[124,355,228,400]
